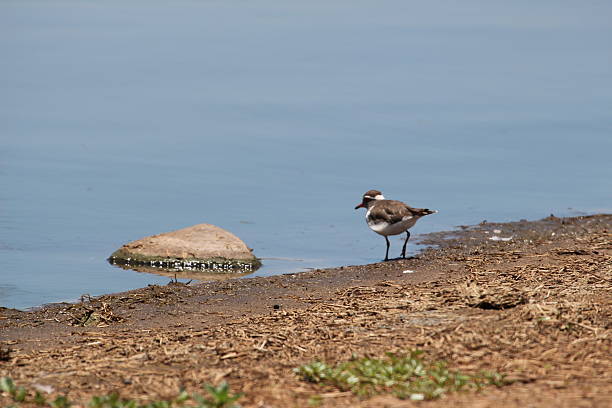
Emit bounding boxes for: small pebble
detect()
[489,236,513,241]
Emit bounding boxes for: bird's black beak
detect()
[355,202,365,210]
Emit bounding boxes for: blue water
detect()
[1,0,611,310]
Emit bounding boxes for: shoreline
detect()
[1,214,610,407]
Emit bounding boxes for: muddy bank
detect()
[1,214,610,407]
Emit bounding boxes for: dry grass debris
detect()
[1,214,610,407]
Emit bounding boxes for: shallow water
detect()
[1,1,611,310]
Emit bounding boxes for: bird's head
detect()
[354,190,385,209]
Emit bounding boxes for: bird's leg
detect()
[401,231,411,258]
[384,236,390,261]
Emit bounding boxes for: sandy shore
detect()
[1,214,610,407]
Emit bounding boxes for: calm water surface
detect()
[1,1,611,310]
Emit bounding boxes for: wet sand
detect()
[1,214,610,407]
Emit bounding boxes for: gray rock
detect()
[108,224,260,273]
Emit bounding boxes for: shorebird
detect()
[355,190,437,261]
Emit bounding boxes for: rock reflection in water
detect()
[110,262,256,281]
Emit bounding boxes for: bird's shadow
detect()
[383,256,418,262]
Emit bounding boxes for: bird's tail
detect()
[416,208,437,216]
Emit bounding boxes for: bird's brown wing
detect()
[369,201,412,224]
